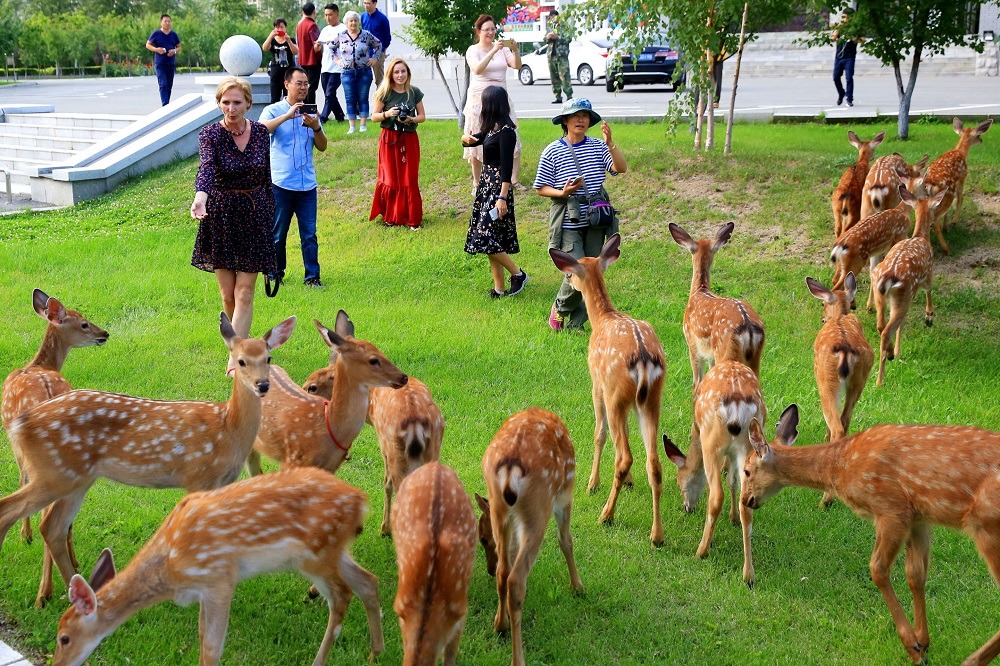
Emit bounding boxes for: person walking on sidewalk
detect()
[317,3,347,123]
[361,0,391,86]
[545,10,572,105]
[832,8,859,107]
[259,67,328,288]
[297,2,322,104]
[146,14,181,106]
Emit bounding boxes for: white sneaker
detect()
[359,126,368,133]
[347,126,356,135]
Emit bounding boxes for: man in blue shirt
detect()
[361,0,391,85]
[145,14,181,106]
[260,67,329,288]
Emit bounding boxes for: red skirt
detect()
[370,128,423,227]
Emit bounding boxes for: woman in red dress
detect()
[370,58,426,228]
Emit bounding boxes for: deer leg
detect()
[598,401,633,526]
[553,492,584,592]
[246,449,263,477]
[15,454,32,544]
[924,284,934,328]
[877,296,910,387]
[588,382,608,493]
[380,472,393,537]
[506,519,546,666]
[696,435,725,560]
[735,450,755,588]
[38,486,88,592]
[306,567,351,666]
[726,455,740,526]
[638,403,665,547]
[688,347,702,391]
[866,255,881,311]
[197,592,234,666]
[905,523,932,658]
[443,618,465,666]
[960,483,1000,665]
[0,481,64,549]
[338,552,384,662]
[950,182,965,230]
[933,211,952,255]
[492,509,513,634]
[870,517,922,664]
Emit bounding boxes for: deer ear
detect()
[263,316,296,351]
[599,233,621,268]
[775,404,799,446]
[32,289,53,319]
[928,190,947,208]
[474,493,490,514]
[662,435,686,467]
[668,223,698,253]
[315,319,347,350]
[847,130,861,147]
[870,130,885,147]
[748,419,768,457]
[953,117,964,134]
[975,118,993,136]
[68,575,98,616]
[43,296,67,324]
[712,222,735,251]
[220,312,237,350]
[899,186,917,206]
[335,310,355,339]
[805,277,835,304]
[549,248,584,276]
[89,548,116,592]
[915,154,929,170]
[844,272,858,302]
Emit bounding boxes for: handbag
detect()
[568,141,617,228]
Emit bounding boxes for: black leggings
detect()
[269,68,288,104]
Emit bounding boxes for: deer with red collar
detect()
[742,404,1000,666]
[669,222,765,390]
[475,408,583,666]
[50,467,384,666]
[249,310,408,477]
[2,289,109,607]
[859,152,928,222]
[0,313,295,607]
[831,130,885,237]
[302,360,443,537]
[921,117,993,255]
[550,233,667,546]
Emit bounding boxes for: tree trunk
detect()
[725,2,750,155]
[433,57,461,119]
[706,54,716,151]
[895,44,923,140]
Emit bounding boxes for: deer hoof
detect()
[925,317,933,327]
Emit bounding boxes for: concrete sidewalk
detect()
[0,640,31,666]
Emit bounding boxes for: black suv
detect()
[606,40,684,92]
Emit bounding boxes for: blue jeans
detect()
[155,65,175,106]
[320,72,345,122]
[341,67,373,120]
[272,185,320,282]
[833,57,855,103]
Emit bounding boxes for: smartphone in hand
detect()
[300,103,318,116]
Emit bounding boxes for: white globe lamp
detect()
[219,35,262,77]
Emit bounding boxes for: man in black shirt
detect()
[832,8,859,107]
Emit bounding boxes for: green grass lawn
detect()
[1,118,998,665]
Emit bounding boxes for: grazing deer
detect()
[661,361,763,587]
[871,191,946,386]
[831,130,885,237]
[550,234,666,546]
[249,311,408,477]
[475,408,583,666]
[742,403,1000,666]
[669,222,765,389]
[922,117,993,254]
[2,289,108,604]
[859,152,928,222]
[830,186,915,311]
[392,462,476,666]
[0,313,295,607]
[805,274,873,442]
[50,467,384,666]
[303,365,443,537]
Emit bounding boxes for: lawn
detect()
[0,118,998,665]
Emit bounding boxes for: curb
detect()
[0,639,31,666]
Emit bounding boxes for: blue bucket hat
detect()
[551,98,602,126]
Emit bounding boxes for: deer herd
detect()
[0,117,997,666]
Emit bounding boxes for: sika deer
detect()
[303,363,443,537]
[922,117,993,254]
[860,152,928,222]
[871,191,946,386]
[392,462,476,666]
[830,186,915,311]
[2,289,108,604]
[831,130,885,237]
[662,360,763,587]
[0,313,295,607]
[475,408,583,666]
[550,234,667,546]
[669,222,765,389]
[50,467,384,666]
[249,311,408,477]
[742,403,1000,666]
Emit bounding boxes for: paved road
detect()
[2,69,998,121]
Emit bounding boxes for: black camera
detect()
[396,104,412,122]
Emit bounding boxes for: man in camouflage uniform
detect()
[545,10,572,104]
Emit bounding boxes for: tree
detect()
[572,0,794,150]
[803,1,995,139]
[402,0,510,123]
[0,0,23,61]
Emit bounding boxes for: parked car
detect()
[605,39,684,92]
[518,37,611,87]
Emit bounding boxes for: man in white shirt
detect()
[316,3,347,123]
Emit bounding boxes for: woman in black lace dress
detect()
[461,85,528,299]
[189,77,275,370]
